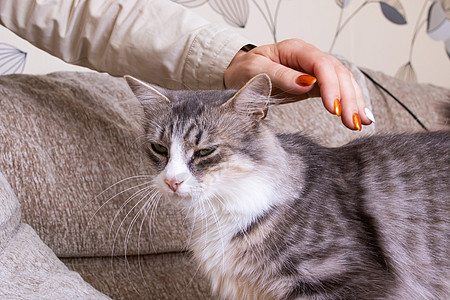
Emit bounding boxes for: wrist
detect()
[224,44,258,89]
[240,44,257,52]
[231,44,257,63]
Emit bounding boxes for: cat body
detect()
[126,74,450,299]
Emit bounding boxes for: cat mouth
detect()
[170,190,191,199]
[165,185,203,201]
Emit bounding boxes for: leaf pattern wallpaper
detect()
[0,42,27,76]
[0,1,448,87]
[177,0,450,86]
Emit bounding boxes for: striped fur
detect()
[126,75,450,299]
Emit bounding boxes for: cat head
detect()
[126,74,283,206]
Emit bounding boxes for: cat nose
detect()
[164,177,184,192]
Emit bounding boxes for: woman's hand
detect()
[224,39,374,131]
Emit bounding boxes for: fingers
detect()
[332,66,372,130]
[224,39,373,131]
[311,56,342,116]
[224,48,317,97]
[352,75,374,125]
[285,40,372,131]
[336,66,359,130]
[302,50,370,131]
[249,44,319,96]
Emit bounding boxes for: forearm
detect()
[0,0,249,89]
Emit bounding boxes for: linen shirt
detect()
[0,0,250,89]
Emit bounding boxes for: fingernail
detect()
[353,113,362,131]
[334,98,341,117]
[364,107,375,123]
[296,75,317,87]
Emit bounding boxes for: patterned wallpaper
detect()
[180,0,450,87]
[0,42,27,75]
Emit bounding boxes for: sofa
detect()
[0,66,448,299]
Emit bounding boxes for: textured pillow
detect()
[0,172,109,299]
[0,172,21,254]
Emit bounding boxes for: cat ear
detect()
[222,73,272,120]
[124,75,171,105]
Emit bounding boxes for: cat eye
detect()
[197,147,216,157]
[151,143,168,155]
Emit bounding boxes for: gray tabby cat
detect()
[125,74,449,300]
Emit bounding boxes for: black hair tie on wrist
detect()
[240,44,257,52]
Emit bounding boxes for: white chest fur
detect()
[188,175,281,299]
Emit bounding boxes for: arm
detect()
[0,0,248,89]
[0,0,371,130]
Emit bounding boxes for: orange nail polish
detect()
[353,113,362,131]
[296,75,317,87]
[334,98,341,117]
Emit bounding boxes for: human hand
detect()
[224,39,374,131]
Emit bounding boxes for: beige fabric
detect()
[0,0,249,89]
[361,68,449,133]
[0,223,110,299]
[62,252,213,300]
[0,172,109,299]
[0,70,448,299]
[0,172,20,252]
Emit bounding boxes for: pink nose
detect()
[164,178,184,192]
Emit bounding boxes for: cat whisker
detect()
[187,201,209,289]
[196,197,213,254]
[142,118,164,131]
[204,197,227,273]
[83,175,154,245]
[124,186,158,256]
[183,198,214,290]
[198,198,208,249]
[109,187,155,292]
[85,175,154,223]
[108,182,155,240]
[144,191,163,253]
[137,191,163,293]
[109,184,155,259]
[181,204,197,250]
[124,187,160,284]
[97,175,154,199]
[136,188,161,252]
[87,174,154,294]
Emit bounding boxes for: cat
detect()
[125,74,450,300]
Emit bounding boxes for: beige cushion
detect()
[0,172,20,252]
[0,172,109,299]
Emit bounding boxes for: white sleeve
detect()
[0,0,250,89]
